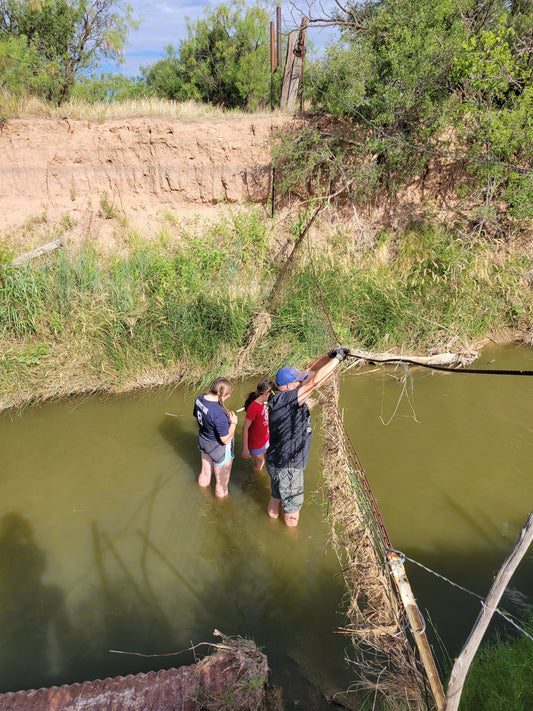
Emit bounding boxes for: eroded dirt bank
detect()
[1,113,501,258]
[0,115,296,251]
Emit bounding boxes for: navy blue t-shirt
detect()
[193,394,230,444]
[266,388,312,469]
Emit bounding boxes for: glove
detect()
[328,346,350,361]
[336,346,350,361]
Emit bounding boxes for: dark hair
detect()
[244,378,275,411]
[209,377,234,416]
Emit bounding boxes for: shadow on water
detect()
[0,513,73,692]
[71,508,348,709]
[159,412,199,476]
[75,522,186,681]
[166,494,351,710]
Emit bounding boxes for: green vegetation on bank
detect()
[279,0,533,239]
[1,209,532,409]
[458,624,533,711]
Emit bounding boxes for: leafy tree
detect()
[311,0,468,136]
[141,45,184,102]
[276,0,532,234]
[142,0,272,110]
[0,0,139,104]
[451,18,533,225]
[0,33,40,95]
[287,0,469,197]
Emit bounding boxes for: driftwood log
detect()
[348,348,478,369]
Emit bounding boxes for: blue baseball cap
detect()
[276,366,308,386]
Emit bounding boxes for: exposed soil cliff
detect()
[2,113,529,263]
[0,115,296,252]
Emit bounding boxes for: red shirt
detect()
[246,400,269,449]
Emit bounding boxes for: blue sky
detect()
[106,0,338,77]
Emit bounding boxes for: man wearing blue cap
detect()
[266,346,350,526]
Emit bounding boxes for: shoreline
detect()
[2,334,529,417]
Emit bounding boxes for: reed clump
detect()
[1,211,532,410]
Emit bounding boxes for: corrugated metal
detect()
[0,667,191,711]
[0,636,269,710]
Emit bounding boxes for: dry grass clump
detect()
[320,376,427,709]
[1,93,285,121]
[185,630,282,711]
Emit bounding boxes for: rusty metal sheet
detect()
[0,667,191,711]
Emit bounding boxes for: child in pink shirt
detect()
[241,379,275,472]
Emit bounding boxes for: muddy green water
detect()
[0,343,532,705]
[339,342,533,665]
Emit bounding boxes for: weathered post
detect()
[270,20,275,111]
[387,551,446,710]
[279,19,308,112]
[299,17,308,112]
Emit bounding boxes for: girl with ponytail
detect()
[193,377,238,498]
[241,378,275,472]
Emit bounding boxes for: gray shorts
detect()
[266,464,304,514]
[198,434,234,466]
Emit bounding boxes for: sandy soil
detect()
[0,114,298,254]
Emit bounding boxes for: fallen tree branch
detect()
[12,238,63,265]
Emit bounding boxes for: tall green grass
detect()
[0,216,531,407]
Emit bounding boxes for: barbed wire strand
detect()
[401,553,533,643]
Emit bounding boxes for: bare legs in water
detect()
[198,452,232,498]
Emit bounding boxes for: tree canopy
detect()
[0,0,138,104]
[275,0,533,233]
[141,0,273,110]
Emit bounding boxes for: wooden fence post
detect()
[388,551,446,710]
[279,18,308,112]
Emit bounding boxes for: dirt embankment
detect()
[2,112,494,262]
[0,114,297,253]
[1,113,474,258]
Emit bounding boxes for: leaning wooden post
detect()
[445,512,533,711]
[12,238,63,265]
[387,551,446,710]
[298,17,308,112]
